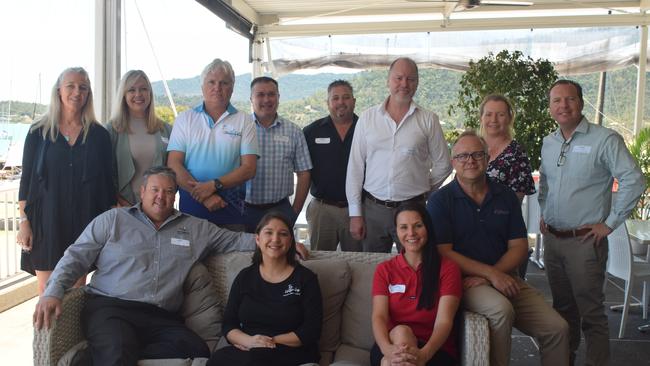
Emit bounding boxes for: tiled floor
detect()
[511,264,650,365]
[1,262,649,365]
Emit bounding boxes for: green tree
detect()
[155,105,190,124]
[628,127,650,219]
[449,50,558,170]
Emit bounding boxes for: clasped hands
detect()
[384,343,428,366]
[188,180,227,212]
[233,334,277,351]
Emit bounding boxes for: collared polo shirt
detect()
[245,114,312,204]
[168,103,258,224]
[427,179,527,266]
[372,254,462,358]
[168,103,258,181]
[303,114,358,202]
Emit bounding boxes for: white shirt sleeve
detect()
[346,112,368,217]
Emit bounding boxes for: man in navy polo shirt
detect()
[427,131,568,366]
[303,80,361,251]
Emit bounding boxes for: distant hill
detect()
[151,73,350,102]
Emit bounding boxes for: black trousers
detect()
[207,345,318,366]
[82,294,209,366]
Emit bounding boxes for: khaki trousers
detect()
[544,233,610,366]
[464,276,569,366]
[306,199,361,251]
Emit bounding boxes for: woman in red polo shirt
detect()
[371,203,462,366]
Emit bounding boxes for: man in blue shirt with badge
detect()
[428,131,569,366]
[539,80,644,365]
[168,59,258,231]
[243,76,312,232]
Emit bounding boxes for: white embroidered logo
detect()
[283,284,301,296]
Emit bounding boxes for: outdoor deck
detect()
[1,261,649,365]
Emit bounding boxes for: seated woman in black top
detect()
[208,212,323,366]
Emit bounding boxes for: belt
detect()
[245,198,288,210]
[547,225,591,238]
[363,190,427,209]
[313,197,348,208]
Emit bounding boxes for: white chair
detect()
[606,222,650,338]
[525,190,544,269]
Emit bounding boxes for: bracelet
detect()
[19,216,28,223]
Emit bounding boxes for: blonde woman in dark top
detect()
[106,70,172,206]
[479,94,535,203]
[17,67,115,294]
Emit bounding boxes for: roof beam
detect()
[228,0,260,24]
[258,13,650,38]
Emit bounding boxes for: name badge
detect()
[172,227,190,247]
[315,137,331,144]
[274,135,289,143]
[388,284,406,293]
[572,145,591,154]
[171,238,190,247]
[161,137,169,144]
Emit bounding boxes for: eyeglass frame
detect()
[452,150,488,162]
[557,139,571,167]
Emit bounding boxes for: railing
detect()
[0,184,21,281]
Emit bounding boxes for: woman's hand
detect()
[17,220,32,251]
[384,343,418,366]
[240,334,275,350]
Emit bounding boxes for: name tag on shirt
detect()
[171,238,190,247]
[274,135,289,143]
[315,137,331,144]
[572,145,591,154]
[161,137,169,144]
[388,284,406,293]
[172,227,190,247]
[400,147,416,156]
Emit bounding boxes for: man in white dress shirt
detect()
[346,57,452,252]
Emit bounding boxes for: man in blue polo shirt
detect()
[168,59,258,231]
[427,131,568,366]
[243,76,312,232]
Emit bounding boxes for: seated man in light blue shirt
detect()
[243,76,312,232]
[33,166,308,366]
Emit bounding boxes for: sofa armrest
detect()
[33,288,87,366]
[460,311,489,366]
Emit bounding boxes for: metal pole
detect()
[252,36,264,78]
[634,25,648,136]
[595,71,606,125]
[94,0,121,123]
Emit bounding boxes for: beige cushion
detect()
[181,263,222,352]
[340,262,377,351]
[302,259,351,353]
[223,252,254,290]
[331,344,371,366]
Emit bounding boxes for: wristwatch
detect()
[213,178,224,192]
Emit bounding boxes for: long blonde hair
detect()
[108,70,164,134]
[478,94,515,140]
[31,67,98,143]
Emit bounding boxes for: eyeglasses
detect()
[557,140,571,167]
[452,151,487,162]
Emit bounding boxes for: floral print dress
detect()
[486,140,536,196]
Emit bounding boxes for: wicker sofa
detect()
[33,251,489,366]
